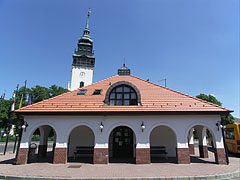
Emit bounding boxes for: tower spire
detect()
[83,9,91,37]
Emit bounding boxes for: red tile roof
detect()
[15,75,231,114]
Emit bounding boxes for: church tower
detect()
[71,10,95,90]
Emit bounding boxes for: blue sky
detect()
[0,0,239,117]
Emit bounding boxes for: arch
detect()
[108,125,136,163]
[68,125,95,163]
[104,81,141,106]
[106,122,137,143]
[185,122,216,148]
[80,81,84,88]
[28,123,57,144]
[147,122,178,143]
[66,122,96,141]
[149,125,177,160]
[28,124,57,163]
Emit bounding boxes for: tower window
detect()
[109,85,137,106]
[92,89,102,95]
[77,89,87,95]
[80,81,84,88]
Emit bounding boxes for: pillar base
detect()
[199,145,208,158]
[38,145,48,157]
[176,148,190,164]
[189,144,195,155]
[214,148,227,165]
[94,148,108,164]
[136,148,150,164]
[16,148,29,165]
[53,148,67,164]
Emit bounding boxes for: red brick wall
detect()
[176,148,190,164]
[136,148,150,164]
[189,144,195,155]
[16,148,29,165]
[199,145,208,158]
[214,148,227,165]
[53,148,67,164]
[94,148,108,164]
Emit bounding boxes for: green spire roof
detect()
[80,9,93,42]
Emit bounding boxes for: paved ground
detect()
[0,148,239,180]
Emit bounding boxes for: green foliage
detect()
[0,99,12,129]
[196,93,234,125]
[0,85,69,130]
[31,85,50,103]
[49,85,69,98]
[221,113,234,125]
[196,94,222,106]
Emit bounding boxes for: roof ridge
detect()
[129,75,231,112]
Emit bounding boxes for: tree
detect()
[31,85,50,103]
[196,93,234,125]
[196,94,222,106]
[49,85,69,98]
[0,85,69,129]
[0,99,12,129]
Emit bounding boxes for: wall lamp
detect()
[216,121,223,131]
[100,122,104,132]
[22,121,28,132]
[141,122,145,132]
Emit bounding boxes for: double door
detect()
[112,126,133,158]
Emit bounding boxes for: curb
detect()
[0,171,239,180]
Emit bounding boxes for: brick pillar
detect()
[94,148,108,164]
[53,148,67,164]
[199,145,208,158]
[136,148,150,164]
[38,145,48,157]
[16,148,29,165]
[189,144,195,155]
[214,148,227,165]
[176,148,190,164]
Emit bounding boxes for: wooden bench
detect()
[74,146,94,159]
[150,146,168,160]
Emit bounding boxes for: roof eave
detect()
[15,110,232,116]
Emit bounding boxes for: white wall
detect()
[20,115,224,153]
[68,126,94,157]
[71,66,94,90]
[150,126,176,157]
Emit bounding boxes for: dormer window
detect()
[109,85,137,106]
[93,89,102,95]
[77,89,87,95]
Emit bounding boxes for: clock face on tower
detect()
[80,72,85,77]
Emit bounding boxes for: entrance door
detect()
[112,126,133,158]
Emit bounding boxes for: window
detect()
[225,128,235,139]
[80,81,84,88]
[92,89,102,95]
[109,85,137,106]
[77,89,87,95]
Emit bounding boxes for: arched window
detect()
[80,81,84,88]
[109,85,137,106]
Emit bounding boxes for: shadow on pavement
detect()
[0,158,15,164]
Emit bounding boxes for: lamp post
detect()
[100,122,104,132]
[141,122,145,132]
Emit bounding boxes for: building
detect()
[15,11,231,165]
